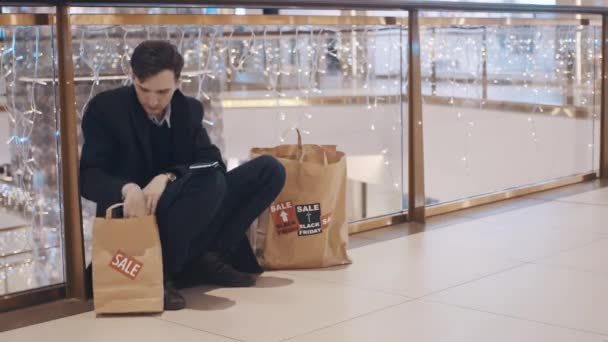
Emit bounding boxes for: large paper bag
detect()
[251,131,351,269]
[92,203,164,314]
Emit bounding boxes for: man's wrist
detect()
[163,172,177,183]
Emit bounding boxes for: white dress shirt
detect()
[121,105,172,199]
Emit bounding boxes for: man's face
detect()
[133,69,177,116]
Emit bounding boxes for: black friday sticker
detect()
[296,203,322,236]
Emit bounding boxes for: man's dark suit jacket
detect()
[80,86,262,279]
[80,85,225,217]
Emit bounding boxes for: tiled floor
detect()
[2,182,608,341]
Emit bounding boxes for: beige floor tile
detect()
[524,180,608,201]
[427,263,608,335]
[0,312,232,342]
[355,214,471,242]
[347,236,377,249]
[556,187,608,205]
[477,201,608,236]
[417,218,602,262]
[158,272,407,342]
[283,233,523,298]
[453,198,548,219]
[538,238,608,275]
[285,300,607,342]
[6,185,608,341]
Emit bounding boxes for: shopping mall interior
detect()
[0,1,607,341]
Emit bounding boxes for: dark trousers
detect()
[156,155,285,280]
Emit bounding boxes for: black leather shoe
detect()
[164,284,186,311]
[199,252,256,287]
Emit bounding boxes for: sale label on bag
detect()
[110,250,144,280]
[296,203,322,236]
[321,213,333,230]
[270,200,331,237]
[270,201,299,234]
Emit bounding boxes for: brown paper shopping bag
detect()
[92,203,164,314]
[251,130,352,269]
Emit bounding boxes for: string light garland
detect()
[0,19,600,294]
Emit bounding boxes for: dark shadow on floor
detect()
[181,275,293,310]
[184,291,236,311]
[254,275,294,288]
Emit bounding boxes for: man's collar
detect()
[149,105,172,128]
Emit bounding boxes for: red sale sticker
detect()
[109,250,144,280]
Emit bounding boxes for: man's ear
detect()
[126,66,134,84]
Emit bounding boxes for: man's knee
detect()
[187,170,228,201]
[257,155,286,192]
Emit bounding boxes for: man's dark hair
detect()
[130,40,184,81]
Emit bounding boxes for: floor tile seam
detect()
[413,262,531,300]
[274,270,413,298]
[552,199,608,207]
[277,297,415,342]
[153,316,244,342]
[420,298,608,338]
[469,215,608,238]
[528,260,608,278]
[528,238,608,265]
[451,198,555,220]
[351,218,477,242]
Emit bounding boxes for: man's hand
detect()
[123,184,147,218]
[143,174,170,215]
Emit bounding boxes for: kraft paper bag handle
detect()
[296,128,302,149]
[295,128,304,162]
[296,129,329,166]
[105,203,125,219]
[298,150,328,166]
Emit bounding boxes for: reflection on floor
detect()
[1,180,608,341]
